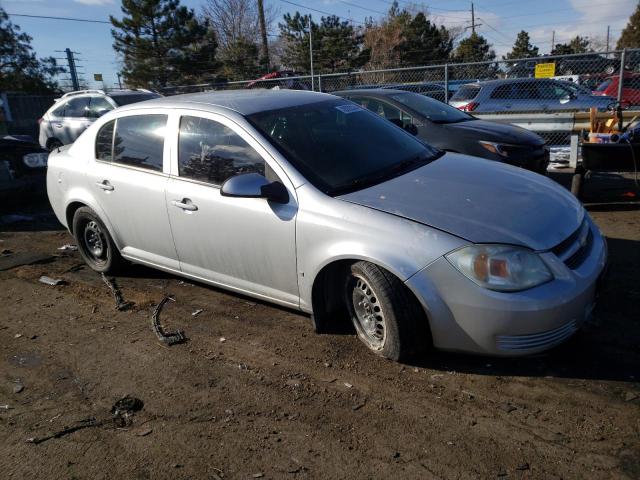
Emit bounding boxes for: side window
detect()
[113,114,167,172]
[514,82,540,99]
[88,97,114,118]
[490,84,514,99]
[538,82,568,99]
[178,116,265,185]
[64,97,91,117]
[95,120,115,161]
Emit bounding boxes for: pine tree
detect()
[279,13,368,73]
[452,33,497,78]
[0,8,63,92]
[504,31,539,60]
[552,35,591,55]
[399,12,453,66]
[618,2,640,49]
[110,0,220,89]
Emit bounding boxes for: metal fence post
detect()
[444,64,449,104]
[318,75,322,93]
[618,48,626,104]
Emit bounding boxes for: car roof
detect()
[460,78,559,88]
[333,88,408,96]
[117,89,336,116]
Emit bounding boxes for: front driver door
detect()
[165,112,299,307]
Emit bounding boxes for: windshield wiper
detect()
[330,153,439,196]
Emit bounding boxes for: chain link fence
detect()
[160,49,640,147]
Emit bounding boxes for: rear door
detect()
[164,111,299,307]
[87,112,179,269]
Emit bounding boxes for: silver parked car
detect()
[450,78,615,113]
[46,90,608,360]
[38,89,161,150]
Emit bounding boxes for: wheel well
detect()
[311,260,353,329]
[46,138,62,150]
[65,202,86,234]
[311,259,432,342]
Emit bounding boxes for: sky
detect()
[1,0,638,89]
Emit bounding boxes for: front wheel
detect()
[73,206,124,273]
[345,261,430,361]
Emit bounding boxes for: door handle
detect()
[54,123,63,128]
[172,199,198,211]
[96,180,114,191]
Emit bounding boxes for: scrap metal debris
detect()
[38,275,65,286]
[27,417,103,445]
[111,395,144,427]
[151,296,186,346]
[191,308,203,317]
[27,395,144,444]
[57,244,78,252]
[100,273,133,311]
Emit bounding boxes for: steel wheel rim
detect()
[83,220,107,262]
[351,275,385,349]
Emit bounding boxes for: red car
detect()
[593,74,640,106]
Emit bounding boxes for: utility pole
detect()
[551,31,555,53]
[65,48,79,91]
[116,72,123,89]
[309,15,314,91]
[471,2,475,35]
[606,25,610,52]
[257,0,270,72]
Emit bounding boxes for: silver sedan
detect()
[46,90,608,360]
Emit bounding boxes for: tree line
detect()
[3,0,640,93]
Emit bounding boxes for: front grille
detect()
[496,320,578,351]
[551,219,592,270]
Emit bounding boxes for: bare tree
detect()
[202,0,276,49]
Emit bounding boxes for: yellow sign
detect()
[534,63,556,78]
[93,73,103,81]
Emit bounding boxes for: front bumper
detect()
[405,221,608,356]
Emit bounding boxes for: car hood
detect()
[445,119,544,145]
[338,153,583,251]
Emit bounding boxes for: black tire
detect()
[570,172,583,199]
[72,206,124,273]
[345,261,430,361]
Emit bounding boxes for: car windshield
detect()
[389,92,474,123]
[110,93,161,106]
[247,99,443,196]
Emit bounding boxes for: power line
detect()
[6,13,111,24]
[277,0,365,25]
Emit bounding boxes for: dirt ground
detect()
[0,170,639,480]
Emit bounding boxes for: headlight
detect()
[446,245,553,291]
[23,152,49,168]
[479,141,532,158]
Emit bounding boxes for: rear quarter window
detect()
[95,120,115,161]
[452,85,480,101]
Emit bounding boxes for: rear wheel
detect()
[73,207,124,273]
[345,261,429,361]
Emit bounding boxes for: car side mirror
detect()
[220,172,289,204]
